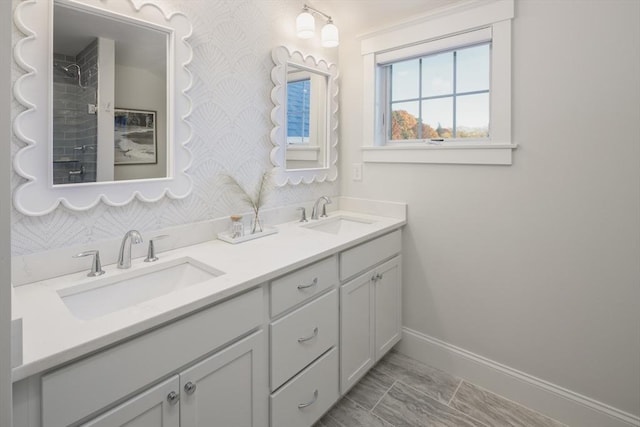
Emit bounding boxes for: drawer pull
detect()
[184,381,197,395]
[297,389,319,409]
[167,391,179,405]
[297,326,319,343]
[297,277,318,290]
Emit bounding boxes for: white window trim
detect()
[361,0,516,165]
[286,144,320,161]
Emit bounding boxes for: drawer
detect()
[271,256,337,317]
[271,289,338,391]
[271,347,339,427]
[41,287,263,427]
[340,229,401,281]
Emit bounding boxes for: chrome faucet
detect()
[117,230,143,269]
[311,196,332,220]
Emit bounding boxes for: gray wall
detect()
[339,0,640,418]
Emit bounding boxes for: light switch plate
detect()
[352,163,363,181]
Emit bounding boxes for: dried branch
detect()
[223,171,271,216]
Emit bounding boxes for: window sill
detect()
[286,145,320,161]
[361,144,517,165]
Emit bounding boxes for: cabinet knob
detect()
[184,381,197,395]
[167,391,180,405]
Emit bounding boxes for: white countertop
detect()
[12,209,405,382]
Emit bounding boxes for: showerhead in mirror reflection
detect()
[53,62,90,89]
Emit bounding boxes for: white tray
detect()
[217,226,278,244]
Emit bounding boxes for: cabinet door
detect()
[374,256,402,361]
[180,330,267,427]
[339,272,375,394]
[80,376,179,427]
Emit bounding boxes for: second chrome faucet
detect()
[118,230,143,269]
[311,196,332,220]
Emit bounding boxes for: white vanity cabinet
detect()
[179,331,266,427]
[268,256,340,427]
[339,231,402,393]
[12,219,405,427]
[20,287,267,427]
[80,331,265,427]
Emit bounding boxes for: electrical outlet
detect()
[87,104,97,114]
[352,163,363,181]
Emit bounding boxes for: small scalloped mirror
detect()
[13,0,193,215]
[270,46,338,186]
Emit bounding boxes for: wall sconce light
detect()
[296,4,339,48]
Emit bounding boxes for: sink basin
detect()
[58,257,224,320]
[302,215,374,235]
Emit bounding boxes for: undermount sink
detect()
[58,257,224,320]
[302,215,375,235]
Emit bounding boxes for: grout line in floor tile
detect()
[347,394,398,427]
[382,379,492,427]
[369,379,398,413]
[447,378,464,406]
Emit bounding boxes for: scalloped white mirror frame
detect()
[13,0,193,216]
[270,46,338,186]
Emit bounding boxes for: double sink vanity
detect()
[12,199,406,427]
[11,0,403,425]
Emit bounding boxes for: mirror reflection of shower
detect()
[52,38,99,184]
[54,62,89,89]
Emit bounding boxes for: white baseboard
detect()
[396,327,639,427]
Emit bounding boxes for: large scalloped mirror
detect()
[13,0,193,215]
[270,46,338,186]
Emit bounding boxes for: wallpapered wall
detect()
[10,0,339,256]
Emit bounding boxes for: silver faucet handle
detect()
[297,207,308,222]
[320,196,332,218]
[144,234,169,262]
[73,250,105,277]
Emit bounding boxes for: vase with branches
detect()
[224,171,271,234]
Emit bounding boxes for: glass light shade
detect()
[321,22,339,47]
[296,11,315,39]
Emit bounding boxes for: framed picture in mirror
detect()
[114,108,157,165]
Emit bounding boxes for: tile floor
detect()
[314,351,566,427]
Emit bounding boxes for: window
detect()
[384,42,490,142]
[360,0,515,165]
[287,79,310,144]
